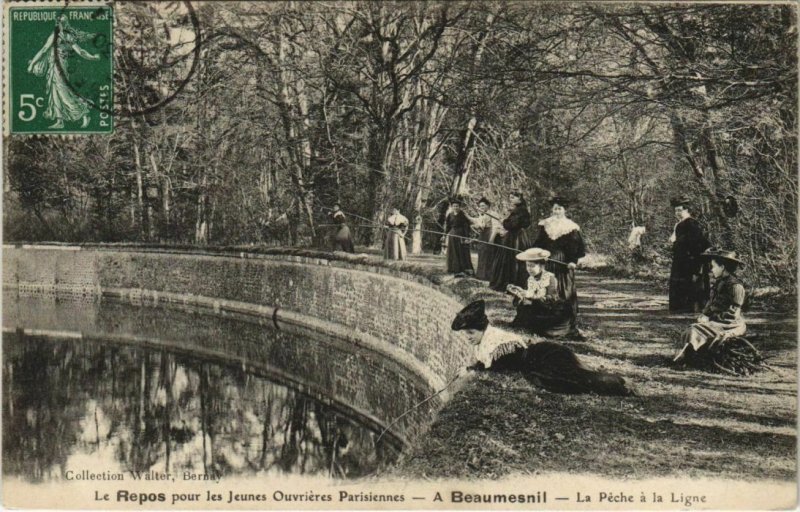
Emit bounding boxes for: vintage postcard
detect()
[2,1,797,510]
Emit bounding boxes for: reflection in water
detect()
[3,333,400,483]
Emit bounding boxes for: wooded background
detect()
[5,2,797,288]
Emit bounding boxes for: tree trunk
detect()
[132,139,145,239]
[670,113,733,244]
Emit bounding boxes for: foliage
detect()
[4,2,796,289]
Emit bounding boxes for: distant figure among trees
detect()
[444,198,474,276]
[472,197,501,281]
[673,249,747,363]
[384,207,409,260]
[532,197,585,335]
[329,203,354,253]
[668,196,711,312]
[489,191,531,291]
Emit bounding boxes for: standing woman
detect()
[472,197,501,281]
[445,198,475,276]
[532,197,585,334]
[329,203,355,253]
[668,195,711,312]
[384,207,409,260]
[489,191,532,291]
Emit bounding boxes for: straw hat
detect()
[700,248,744,267]
[516,248,551,262]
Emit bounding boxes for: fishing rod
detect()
[318,204,412,242]
[318,201,570,265]
[413,224,570,266]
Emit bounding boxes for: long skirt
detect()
[682,320,746,351]
[485,342,631,396]
[669,263,709,312]
[544,251,578,332]
[332,225,354,253]
[511,299,572,338]
[446,230,474,274]
[475,228,496,280]
[384,229,407,260]
[489,230,529,291]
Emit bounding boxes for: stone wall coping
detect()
[4,242,465,301]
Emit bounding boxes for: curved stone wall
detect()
[3,245,474,440]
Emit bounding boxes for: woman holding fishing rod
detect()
[471,197,502,281]
[444,197,475,276]
[328,203,355,253]
[532,197,586,336]
[384,206,409,260]
[489,191,532,292]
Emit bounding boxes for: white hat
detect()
[516,248,550,262]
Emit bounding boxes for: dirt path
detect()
[394,270,797,481]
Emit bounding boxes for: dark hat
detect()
[449,196,463,205]
[451,300,489,332]
[670,195,691,208]
[548,195,571,207]
[478,197,492,207]
[700,247,744,267]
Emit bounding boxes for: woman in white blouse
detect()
[384,207,409,260]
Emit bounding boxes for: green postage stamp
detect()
[6,3,113,134]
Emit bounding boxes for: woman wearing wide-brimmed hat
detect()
[507,248,573,337]
[674,248,747,363]
[531,196,586,335]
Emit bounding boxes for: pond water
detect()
[2,294,433,483]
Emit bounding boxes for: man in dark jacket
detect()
[669,196,711,312]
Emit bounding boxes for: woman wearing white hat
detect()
[506,248,572,337]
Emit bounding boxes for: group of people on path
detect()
[441,193,586,338]
[326,192,748,366]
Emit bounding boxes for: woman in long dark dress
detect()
[669,195,711,312]
[489,192,531,291]
[532,197,585,334]
[450,300,632,396]
[445,198,474,275]
[472,197,500,281]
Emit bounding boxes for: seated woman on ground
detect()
[673,248,747,364]
[506,248,573,338]
[451,300,632,396]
